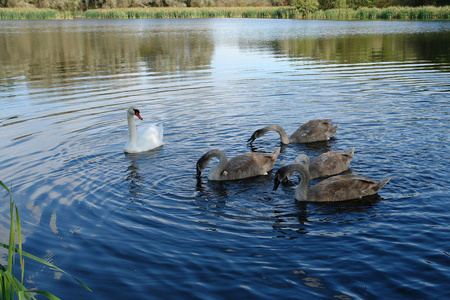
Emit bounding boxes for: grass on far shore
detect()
[0,5,449,20]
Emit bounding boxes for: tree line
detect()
[0,0,448,13]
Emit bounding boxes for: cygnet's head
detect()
[196,156,209,177]
[247,129,264,143]
[273,166,291,191]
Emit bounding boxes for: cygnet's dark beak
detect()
[196,164,202,177]
[247,133,256,143]
[273,177,281,191]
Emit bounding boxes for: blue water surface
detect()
[0,18,449,299]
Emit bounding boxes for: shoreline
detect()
[0,6,449,20]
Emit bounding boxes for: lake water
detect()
[1,18,449,299]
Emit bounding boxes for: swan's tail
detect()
[375,178,390,191]
[346,147,355,157]
[269,148,281,159]
[332,123,339,135]
[158,123,164,145]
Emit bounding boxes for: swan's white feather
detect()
[124,107,163,153]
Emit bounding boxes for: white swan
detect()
[196,148,280,181]
[124,106,163,153]
[293,147,355,179]
[273,163,389,202]
[247,120,338,144]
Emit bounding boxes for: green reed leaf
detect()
[0,180,10,194]
[27,290,60,300]
[7,200,15,274]
[0,242,91,292]
[15,204,24,283]
[1,271,34,300]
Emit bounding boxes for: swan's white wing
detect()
[136,123,164,151]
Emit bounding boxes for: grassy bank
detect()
[0,6,449,20]
[0,8,82,19]
[84,6,298,19]
[313,5,450,20]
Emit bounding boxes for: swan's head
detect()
[247,129,264,143]
[127,106,143,120]
[273,166,291,191]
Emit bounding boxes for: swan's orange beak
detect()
[135,111,143,120]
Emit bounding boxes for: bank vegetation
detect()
[1,5,449,19]
[0,0,449,19]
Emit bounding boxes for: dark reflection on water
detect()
[1,19,215,87]
[0,18,449,300]
[274,31,450,64]
[1,19,449,88]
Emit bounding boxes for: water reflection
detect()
[247,141,287,153]
[1,20,449,92]
[274,32,450,64]
[0,20,214,87]
[272,209,309,237]
[140,31,214,73]
[124,153,142,199]
[195,178,230,218]
[123,150,163,204]
[195,177,233,199]
[293,193,382,219]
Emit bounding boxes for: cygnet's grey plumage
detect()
[247,120,338,144]
[293,147,355,179]
[273,163,389,202]
[196,148,280,181]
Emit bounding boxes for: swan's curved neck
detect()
[264,125,290,144]
[293,155,310,170]
[290,164,310,201]
[127,113,137,144]
[205,150,228,180]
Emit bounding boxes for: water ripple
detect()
[1,19,449,300]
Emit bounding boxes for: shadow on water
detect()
[194,172,278,220]
[195,172,275,199]
[297,139,335,153]
[195,177,230,216]
[195,176,230,199]
[247,138,337,159]
[247,141,288,154]
[272,180,383,238]
[295,193,382,213]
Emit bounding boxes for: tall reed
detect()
[378,6,449,20]
[355,7,379,19]
[312,8,356,20]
